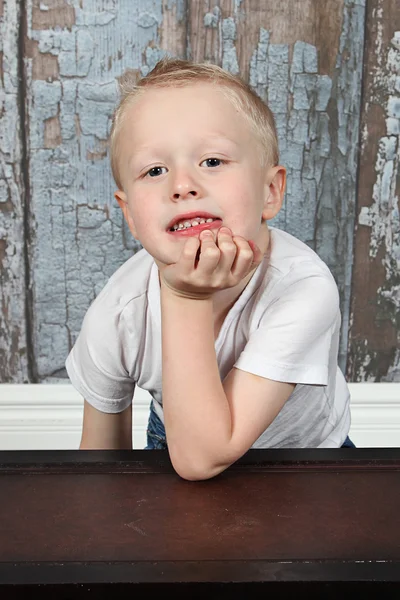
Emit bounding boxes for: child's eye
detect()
[200,158,225,168]
[145,166,167,178]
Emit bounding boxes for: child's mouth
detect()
[168,219,222,237]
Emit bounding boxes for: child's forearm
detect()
[160,284,234,480]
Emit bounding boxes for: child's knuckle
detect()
[182,246,194,257]
[240,249,253,261]
[204,247,220,259]
[221,241,236,253]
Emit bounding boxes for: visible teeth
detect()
[172,217,217,231]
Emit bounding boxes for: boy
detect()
[65,58,352,481]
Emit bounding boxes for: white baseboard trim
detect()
[0,383,399,450]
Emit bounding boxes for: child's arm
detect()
[80,399,132,449]
[159,228,295,480]
[161,287,294,480]
[66,295,137,450]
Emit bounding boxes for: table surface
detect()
[1,448,400,587]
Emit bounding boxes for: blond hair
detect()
[110,58,279,190]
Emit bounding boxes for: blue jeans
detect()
[144,400,356,449]
[144,401,168,449]
[341,435,356,448]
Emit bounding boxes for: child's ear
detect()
[114,190,139,239]
[262,166,286,221]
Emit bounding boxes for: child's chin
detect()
[153,251,180,269]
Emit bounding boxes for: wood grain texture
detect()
[1,449,400,593]
[348,0,400,381]
[189,0,365,372]
[0,0,30,382]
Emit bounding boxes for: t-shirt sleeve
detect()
[234,271,340,386]
[65,300,136,413]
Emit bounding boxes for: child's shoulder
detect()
[268,227,335,282]
[249,228,340,327]
[88,247,155,315]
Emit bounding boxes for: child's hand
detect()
[159,227,264,299]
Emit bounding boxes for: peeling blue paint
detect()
[27,0,164,376]
[222,18,239,75]
[75,9,117,26]
[247,2,365,372]
[137,12,158,29]
[140,46,167,76]
[23,0,368,380]
[316,76,333,111]
[167,0,185,22]
[267,45,289,114]
[204,7,220,29]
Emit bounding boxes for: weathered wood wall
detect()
[0,0,30,382]
[0,0,398,384]
[347,0,400,382]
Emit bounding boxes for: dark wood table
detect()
[0,449,400,598]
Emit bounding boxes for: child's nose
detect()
[172,188,199,200]
[170,168,204,200]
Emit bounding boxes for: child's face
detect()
[115,83,284,267]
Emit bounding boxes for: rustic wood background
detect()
[0,0,399,384]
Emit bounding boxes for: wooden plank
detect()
[24,0,188,381]
[347,0,400,382]
[0,449,400,594]
[0,0,30,382]
[189,0,366,373]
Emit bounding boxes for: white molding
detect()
[0,383,399,450]
[0,384,151,450]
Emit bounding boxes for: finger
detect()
[230,236,258,279]
[179,236,201,273]
[197,230,220,274]
[216,227,237,273]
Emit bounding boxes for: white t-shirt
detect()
[65,227,351,448]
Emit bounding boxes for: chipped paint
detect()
[221,17,239,75]
[167,0,185,22]
[140,45,166,77]
[0,0,30,381]
[325,0,366,371]
[2,0,395,385]
[248,0,365,372]
[356,27,400,381]
[204,7,220,29]
[137,12,158,29]
[358,32,400,260]
[347,0,399,382]
[26,0,160,379]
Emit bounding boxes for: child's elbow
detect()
[170,453,234,481]
[174,465,223,482]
